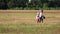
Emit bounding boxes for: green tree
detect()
[0,0,8,9]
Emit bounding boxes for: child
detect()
[36,12,40,23]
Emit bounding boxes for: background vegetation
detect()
[0,0,60,10]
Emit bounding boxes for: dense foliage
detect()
[0,0,60,10]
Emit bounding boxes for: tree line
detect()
[0,0,60,10]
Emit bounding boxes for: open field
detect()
[0,10,60,34]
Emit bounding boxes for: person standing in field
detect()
[36,10,45,23]
[36,12,39,23]
[39,10,45,23]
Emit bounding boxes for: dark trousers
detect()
[40,16,43,23]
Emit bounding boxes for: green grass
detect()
[0,24,60,34]
[0,10,60,34]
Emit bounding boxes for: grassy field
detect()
[0,10,60,34]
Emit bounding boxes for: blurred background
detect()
[0,0,60,10]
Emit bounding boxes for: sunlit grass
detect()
[0,10,60,34]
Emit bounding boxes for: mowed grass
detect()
[0,10,60,34]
